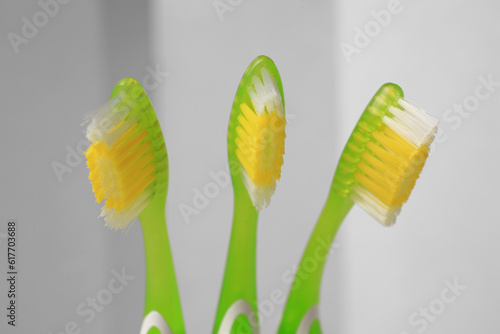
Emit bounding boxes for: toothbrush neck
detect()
[279,189,353,333]
[139,194,185,334]
[300,190,353,297]
[213,186,259,333]
[307,190,353,286]
[228,190,259,291]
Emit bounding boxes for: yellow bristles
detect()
[86,127,157,218]
[234,102,286,210]
[235,103,286,187]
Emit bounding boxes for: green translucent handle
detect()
[278,190,353,334]
[213,176,259,334]
[139,195,186,334]
[214,55,284,334]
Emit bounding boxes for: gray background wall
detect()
[0,0,499,333]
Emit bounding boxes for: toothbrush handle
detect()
[278,190,353,334]
[213,189,259,334]
[139,195,185,334]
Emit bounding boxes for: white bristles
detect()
[104,112,140,147]
[85,92,129,144]
[83,92,124,122]
[247,68,284,116]
[101,190,152,231]
[351,185,401,226]
[384,98,438,148]
[399,99,439,127]
[240,168,277,211]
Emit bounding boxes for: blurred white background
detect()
[0,0,499,333]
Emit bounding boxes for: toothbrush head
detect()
[332,83,439,226]
[84,78,168,230]
[227,55,286,210]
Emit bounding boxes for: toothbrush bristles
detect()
[234,68,286,210]
[339,96,438,226]
[85,90,161,230]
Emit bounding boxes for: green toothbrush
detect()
[85,78,185,334]
[278,83,439,333]
[213,55,287,334]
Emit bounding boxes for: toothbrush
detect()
[278,83,439,333]
[84,78,185,334]
[213,55,286,334]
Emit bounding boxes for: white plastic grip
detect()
[218,299,260,334]
[140,311,173,334]
[296,304,319,334]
